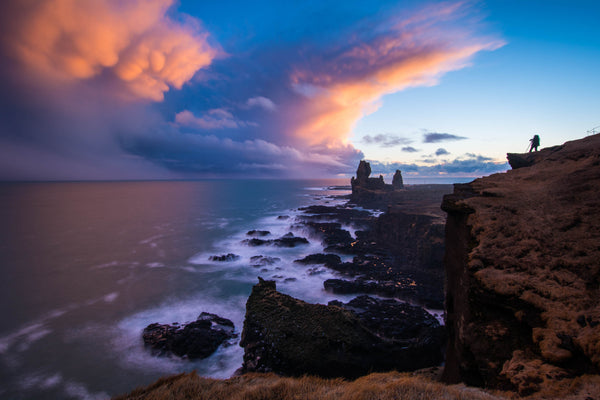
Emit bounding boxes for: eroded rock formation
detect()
[442,134,600,395]
[350,160,397,205]
[392,169,404,189]
[240,278,444,378]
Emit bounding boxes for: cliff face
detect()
[442,134,600,395]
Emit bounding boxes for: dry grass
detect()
[114,371,510,400]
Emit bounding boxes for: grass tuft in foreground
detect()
[114,371,508,400]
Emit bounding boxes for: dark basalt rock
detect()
[273,234,309,247]
[293,253,341,268]
[328,295,443,342]
[246,230,271,237]
[242,238,269,246]
[242,233,309,248]
[143,312,237,359]
[298,205,374,224]
[240,278,444,378]
[323,278,443,310]
[250,255,281,267]
[392,169,404,189]
[209,253,240,262]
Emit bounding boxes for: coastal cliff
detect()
[442,134,600,395]
[117,135,600,399]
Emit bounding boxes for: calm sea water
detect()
[0,179,371,399]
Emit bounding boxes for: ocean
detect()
[0,179,374,399]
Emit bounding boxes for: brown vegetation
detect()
[114,370,509,400]
[443,134,600,396]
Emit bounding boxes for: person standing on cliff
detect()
[529,134,540,152]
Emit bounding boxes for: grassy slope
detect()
[114,371,509,400]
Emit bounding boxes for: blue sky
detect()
[0,0,598,180]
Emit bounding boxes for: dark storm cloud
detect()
[120,130,363,177]
[423,132,467,143]
[435,148,450,156]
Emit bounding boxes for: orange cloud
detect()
[289,2,504,147]
[5,0,218,101]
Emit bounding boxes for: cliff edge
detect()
[442,134,600,396]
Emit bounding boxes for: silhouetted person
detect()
[529,134,540,152]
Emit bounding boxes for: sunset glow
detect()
[6,0,218,100]
[0,0,598,180]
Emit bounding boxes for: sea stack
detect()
[392,169,404,189]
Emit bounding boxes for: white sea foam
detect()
[103,292,119,303]
[64,381,109,400]
[19,372,63,390]
[0,323,48,354]
[114,293,247,378]
[113,184,364,379]
[139,234,165,245]
[91,261,120,270]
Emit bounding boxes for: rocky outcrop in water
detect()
[442,134,600,395]
[240,278,444,378]
[209,253,240,262]
[143,313,237,359]
[242,232,309,247]
[295,202,447,308]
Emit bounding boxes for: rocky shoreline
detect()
[129,135,600,399]
[142,162,451,371]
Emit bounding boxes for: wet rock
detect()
[298,205,374,224]
[209,253,240,262]
[143,312,237,359]
[327,295,443,343]
[323,278,442,310]
[242,238,269,246]
[246,230,271,237]
[240,279,444,378]
[301,221,355,247]
[250,256,281,267]
[272,233,309,247]
[294,253,341,268]
[242,233,309,248]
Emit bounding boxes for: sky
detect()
[0,0,599,181]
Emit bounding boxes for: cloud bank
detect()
[0,1,504,180]
[370,154,509,177]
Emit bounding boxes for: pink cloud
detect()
[3,0,218,101]
[286,2,504,147]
